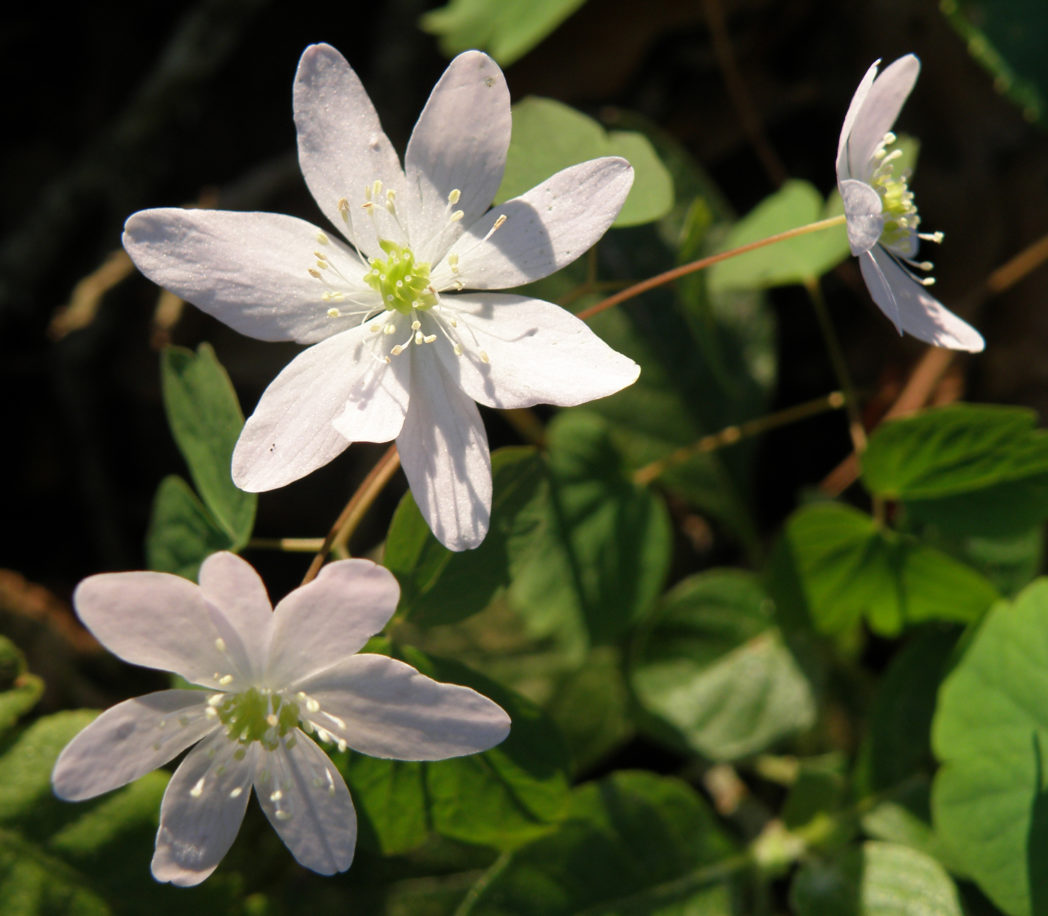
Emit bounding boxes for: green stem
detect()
[577,214,847,321]
[805,279,867,456]
[633,391,846,486]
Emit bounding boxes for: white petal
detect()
[434,293,639,408]
[52,691,215,801]
[844,55,920,181]
[73,572,244,688]
[198,552,274,680]
[267,559,400,685]
[254,732,355,876]
[859,248,985,352]
[297,654,511,760]
[232,326,410,492]
[840,179,884,255]
[404,51,510,263]
[294,43,406,259]
[836,58,880,181]
[397,352,492,551]
[151,733,254,886]
[123,208,361,345]
[440,157,634,290]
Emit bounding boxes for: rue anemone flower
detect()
[123,43,640,551]
[836,54,984,352]
[51,552,511,886]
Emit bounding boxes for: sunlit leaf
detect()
[707,180,849,292]
[421,0,588,66]
[770,502,998,636]
[790,841,963,916]
[496,97,674,227]
[160,344,255,546]
[932,578,1048,916]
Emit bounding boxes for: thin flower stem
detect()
[804,279,867,455]
[633,391,846,486]
[577,214,847,321]
[301,444,401,585]
[248,537,325,552]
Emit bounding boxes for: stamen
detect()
[190,777,205,798]
[447,189,461,205]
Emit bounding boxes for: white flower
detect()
[836,55,984,352]
[123,43,640,551]
[51,552,511,886]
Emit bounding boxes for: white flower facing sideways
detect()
[122,43,640,551]
[51,552,511,886]
[837,54,984,352]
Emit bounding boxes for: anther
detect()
[316,232,330,245]
[190,778,205,798]
[327,308,342,318]
[448,189,461,205]
[214,638,226,653]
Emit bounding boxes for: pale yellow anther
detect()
[215,638,226,653]
[414,331,424,345]
[449,210,464,222]
[218,674,233,686]
[270,789,283,802]
[190,778,205,798]
[423,334,437,344]
[230,786,243,799]
[448,188,461,205]
[384,323,397,335]
[316,232,330,245]
[327,308,341,318]
[480,351,490,364]
[308,268,322,279]
[411,319,421,330]
[453,343,463,356]
[391,344,405,356]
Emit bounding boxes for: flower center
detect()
[870,132,920,250]
[210,687,300,752]
[363,240,439,315]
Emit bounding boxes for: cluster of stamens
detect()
[305,181,510,364]
[207,686,301,754]
[870,131,943,286]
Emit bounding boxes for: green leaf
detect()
[770,502,999,636]
[160,344,255,546]
[789,841,963,916]
[862,404,1048,500]
[0,712,242,915]
[941,0,1048,125]
[384,448,547,627]
[707,180,850,292]
[495,97,674,227]
[421,0,587,66]
[908,524,1044,596]
[854,628,960,794]
[343,647,571,854]
[631,570,817,761]
[459,771,738,915]
[0,637,42,740]
[932,578,1048,916]
[508,410,672,650]
[145,475,237,580]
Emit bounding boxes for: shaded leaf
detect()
[145,475,236,580]
[631,570,817,761]
[460,770,738,915]
[508,410,672,651]
[384,448,546,627]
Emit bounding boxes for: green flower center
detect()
[212,687,300,752]
[364,240,439,315]
[870,132,920,250]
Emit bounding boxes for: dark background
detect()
[3,0,1045,692]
